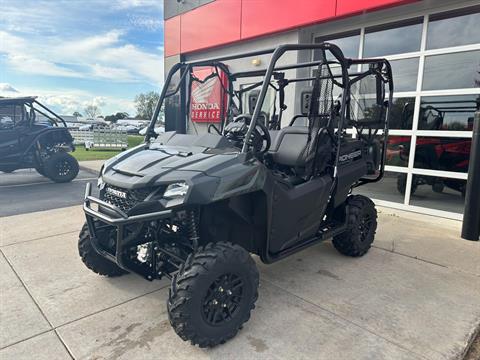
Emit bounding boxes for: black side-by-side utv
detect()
[0,96,79,182]
[78,43,393,347]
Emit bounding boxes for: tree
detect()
[134,91,160,120]
[72,111,82,117]
[84,105,101,119]
[105,112,129,123]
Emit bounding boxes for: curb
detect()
[78,165,100,176]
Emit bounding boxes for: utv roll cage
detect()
[0,96,68,128]
[146,43,393,186]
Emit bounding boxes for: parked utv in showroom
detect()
[0,96,79,182]
[79,43,393,347]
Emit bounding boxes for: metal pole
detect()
[461,98,480,241]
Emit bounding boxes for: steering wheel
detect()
[250,117,271,154]
[224,115,271,154]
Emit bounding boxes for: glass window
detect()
[418,95,479,131]
[422,50,480,90]
[414,137,471,173]
[357,58,418,95]
[386,135,411,167]
[390,58,419,92]
[354,171,406,203]
[364,20,423,57]
[389,97,415,130]
[427,8,480,50]
[351,97,414,130]
[314,32,360,60]
[409,174,466,214]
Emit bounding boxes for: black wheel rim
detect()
[56,159,71,176]
[358,213,373,242]
[202,273,244,326]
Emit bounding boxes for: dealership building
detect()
[163,0,479,221]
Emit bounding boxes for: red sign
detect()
[190,67,228,123]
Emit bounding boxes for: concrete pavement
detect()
[0,205,479,359]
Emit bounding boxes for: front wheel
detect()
[332,195,377,257]
[35,166,46,177]
[168,242,259,348]
[44,152,79,183]
[78,223,128,277]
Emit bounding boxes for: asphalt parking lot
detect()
[0,165,479,359]
[0,169,97,217]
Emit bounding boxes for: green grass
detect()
[72,135,144,162]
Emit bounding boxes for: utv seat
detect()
[268,115,333,174]
[268,126,309,167]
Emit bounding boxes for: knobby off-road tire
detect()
[397,174,418,195]
[168,242,259,348]
[78,223,128,277]
[44,152,79,183]
[35,166,46,176]
[332,195,377,257]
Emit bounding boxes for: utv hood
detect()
[101,132,244,190]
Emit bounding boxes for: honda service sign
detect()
[190,67,228,123]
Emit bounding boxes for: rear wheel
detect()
[333,195,377,257]
[44,152,79,183]
[432,181,444,193]
[78,223,128,277]
[168,242,259,348]
[397,174,418,195]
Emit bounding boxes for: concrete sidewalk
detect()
[78,160,105,175]
[0,205,479,359]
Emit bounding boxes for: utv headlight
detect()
[163,182,189,200]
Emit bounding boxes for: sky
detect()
[0,0,164,116]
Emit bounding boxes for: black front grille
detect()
[102,185,151,212]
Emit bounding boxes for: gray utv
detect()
[0,96,79,182]
[79,43,393,347]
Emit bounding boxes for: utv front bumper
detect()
[83,183,172,272]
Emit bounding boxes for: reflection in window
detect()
[409,174,466,214]
[389,98,415,130]
[354,171,406,203]
[419,95,479,131]
[386,136,410,167]
[414,137,471,173]
[352,97,414,130]
[359,58,418,93]
[427,8,480,50]
[314,32,360,60]
[390,58,419,92]
[422,50,480,90]
[364,20,423,57]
